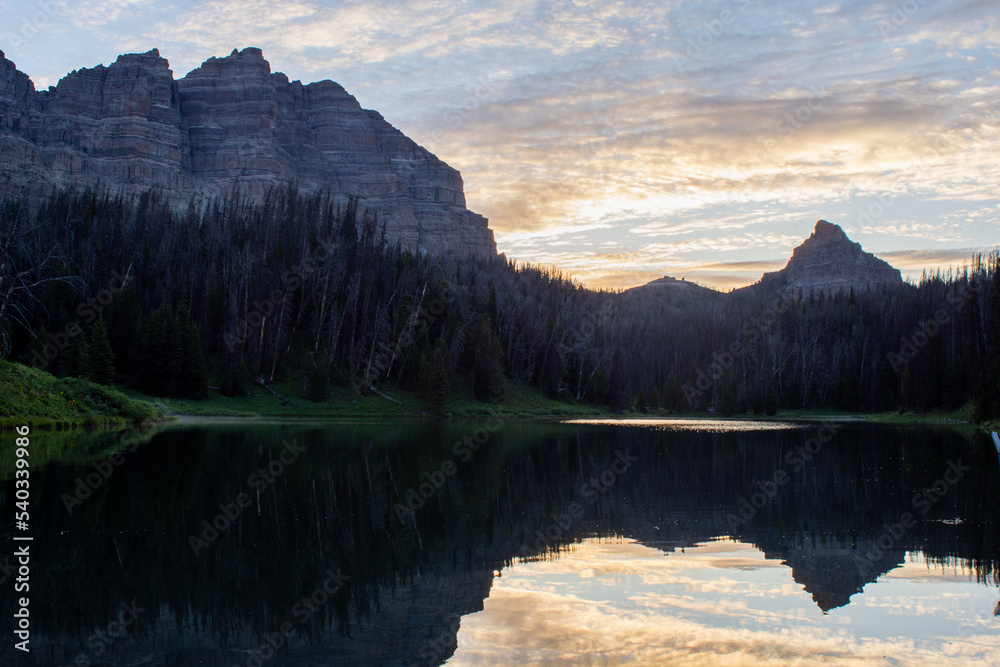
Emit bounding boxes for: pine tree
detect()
[85,317,116,386]
[64,327,89,379]
[179,320,209,399]
[764,376,779,416]
[137,307,166,395]
[662,370,681,412]
[419,339,450,414]
[473,317,505,402]
[541,345,562,399]
[164,310,184,397]
[900,365,915,411]
[108,277,139,375]
[974,254,1000,420]
[488,281,498,327]
[221,358,250,397]
[307,353,330,402]
[608,348,627,413]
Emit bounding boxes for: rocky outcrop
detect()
[0,47,496,258]
[759,220,902,296]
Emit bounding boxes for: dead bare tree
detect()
[0,199,82,356]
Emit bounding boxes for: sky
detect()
[2,0,998,289]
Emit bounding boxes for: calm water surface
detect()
[2,419,998,665]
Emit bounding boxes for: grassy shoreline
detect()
[0,360,163,431]
[124,380,988,431]
[120,377,615,420]
[2,359,992,431]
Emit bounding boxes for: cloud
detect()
[879,247,995,278]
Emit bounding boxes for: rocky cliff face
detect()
[0,47,496,259]
[759,219,902,296]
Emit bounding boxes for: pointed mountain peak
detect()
[812,219,847,239]
[790,219,862,262]
[761,219,902,296]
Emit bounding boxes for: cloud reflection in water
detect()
[450,538,1000,665]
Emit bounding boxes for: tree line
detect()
[1,187,997,418]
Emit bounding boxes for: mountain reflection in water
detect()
[1,420,998,665]
[452,538,1000,665]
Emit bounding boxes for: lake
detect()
[3,419,999,665]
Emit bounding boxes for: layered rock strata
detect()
[0,47,496,258]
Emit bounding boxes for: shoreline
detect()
[7,407,987,433]
[3,358,989,432]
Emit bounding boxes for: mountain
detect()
[757,219,903,296]
[625,275,721,299]
[632,220,904,297]
[0,47,496,258]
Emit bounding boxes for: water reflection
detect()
[451,538,1000,665]
[0,420,997,665]
[561,418,806,431]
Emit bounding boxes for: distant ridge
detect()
[625,275,721,298]
[632,220,904,298]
